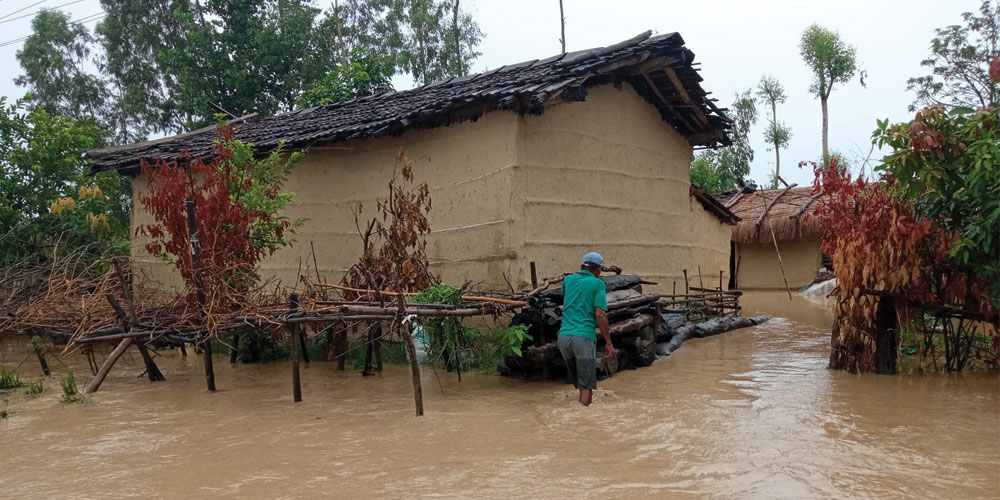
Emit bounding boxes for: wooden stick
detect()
[770,224,793,300]
[314,283,528,307]
[83,338,132,394]
[790,190,824,219]
[698,266,705,289]
[529,261,538,289]
[683,269,689,294]
[755,183,798,235]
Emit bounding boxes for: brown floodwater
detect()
[2,291,998,499]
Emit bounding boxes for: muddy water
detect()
[2,291,998,499]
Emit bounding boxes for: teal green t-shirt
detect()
[558,270,608,342]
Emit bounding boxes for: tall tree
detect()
[755,75,792,188]
[15,11,107,123]
[559,0,566,54]
[96,0,187,142]
[799,24,857,164]
[689,90,758,194]
[907,0,999,111]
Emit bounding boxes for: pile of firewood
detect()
[502,274,770,381]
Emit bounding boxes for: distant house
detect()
[87,31,738,295]
[716,186,827,290]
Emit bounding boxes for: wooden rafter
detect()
[789,190,823,219]
[724,191,744,208]
[754,183,798,232]
[641,71,697,133]
[664,67,709,126]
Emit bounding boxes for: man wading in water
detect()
[558,252,614,406]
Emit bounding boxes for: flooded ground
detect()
[2,291,998,499]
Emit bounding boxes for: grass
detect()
[24,380,43,399]
[0,365,22,389]
[60,365,84,404]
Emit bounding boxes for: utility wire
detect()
[0,0,86,24]
[0,0,47,21]
[0,11,103,48]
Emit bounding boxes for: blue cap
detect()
[581,252,604,267]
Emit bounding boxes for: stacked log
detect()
[502,281,770,381]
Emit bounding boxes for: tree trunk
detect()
[559,0,566,54]
[772,100,780,188]
[873,297,897,375]
[452,0,461,74]
[821,95,830,164]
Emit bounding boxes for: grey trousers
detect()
[557,334,597,390]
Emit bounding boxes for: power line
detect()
[0,0,86,24]
[0,0,48,21]
[0,11,103,48]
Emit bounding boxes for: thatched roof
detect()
[87,31,733,174]
[714,186,824,244]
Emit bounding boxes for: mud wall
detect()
[509,84,733,293]
[130,84,731,296]
[735,237,823,289]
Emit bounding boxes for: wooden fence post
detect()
[288,293,302,402]
[396,295,424,416]
[186,196,215,392]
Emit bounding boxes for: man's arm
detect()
[595,307,613,359]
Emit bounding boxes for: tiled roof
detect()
[88,31,732,174]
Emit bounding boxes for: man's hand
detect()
[604,343,615,360]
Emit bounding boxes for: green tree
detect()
[0,97,126,263]
[689,90,758,194]
[15,11,107,123]
[755,75,792,188]
[96,0,188,140]
[874,101,1000,304]
[296,49,395,107]
[906,0,999,111]
[800,24,858,164]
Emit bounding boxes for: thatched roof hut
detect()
[713,187,827,290]
[717,186,822,245]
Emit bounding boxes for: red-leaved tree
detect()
[136,125,303,323]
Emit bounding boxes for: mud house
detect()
[716,186,827,290]
[87,31,738,295]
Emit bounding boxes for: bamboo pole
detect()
[770,224,793,300]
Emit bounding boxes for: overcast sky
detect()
[0,0,981,187]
